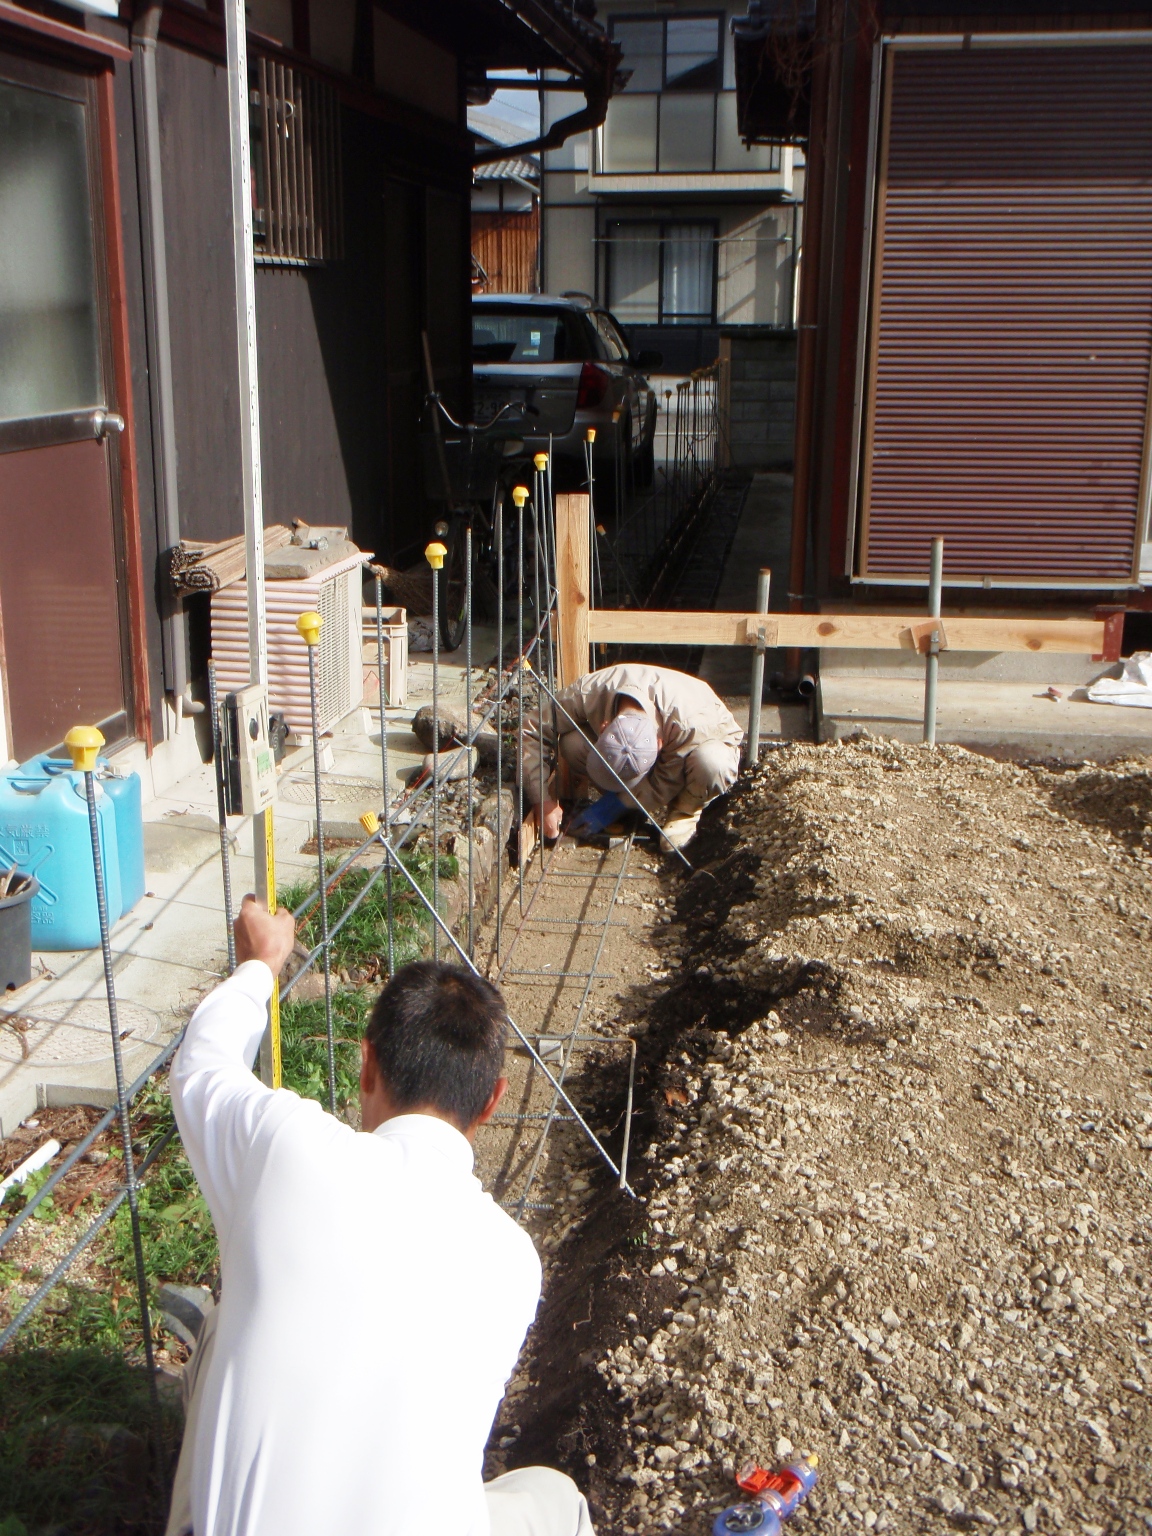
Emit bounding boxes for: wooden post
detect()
[554,492,590,687]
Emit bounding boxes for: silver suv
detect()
[472,292,661,491]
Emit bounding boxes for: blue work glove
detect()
[566,792,626,840]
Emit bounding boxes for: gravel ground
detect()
[496,739,1152,1536]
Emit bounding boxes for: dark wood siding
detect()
[158,43,470,566]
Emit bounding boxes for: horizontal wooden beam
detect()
[586,609,1111,657]
[588,610,775,647]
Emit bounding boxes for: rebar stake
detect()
[296,610,335,1113]
[374,575,395,976]
[465,524,475,961]
[745,568,772,768]
[206,659,237,972]
[495,497,505,962]
[426,540,447,960]
[923,536,944,747]
[64,726,162,1439]
[514,488,526,911]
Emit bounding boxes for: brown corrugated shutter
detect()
[858,43,1152,585]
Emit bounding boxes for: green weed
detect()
[280,846,457,980]
[279,988,371,1112]
[0,1345,177,1532]
[0,1165,59,1224]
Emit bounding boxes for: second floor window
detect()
[611,15,722,93]
[600,13,779,175]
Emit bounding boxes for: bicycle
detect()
[422,390,537,652]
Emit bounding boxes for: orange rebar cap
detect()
[425,541,447,570]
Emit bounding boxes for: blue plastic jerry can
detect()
[19,754,144,918]
[0,764,123,950]
[96,765,144,913]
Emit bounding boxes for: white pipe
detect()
[224,0,267,693]
[225,0,275,1088]
[0,1140,61,1209]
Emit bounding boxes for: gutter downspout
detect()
[784,0,831,688]
[130,1,200,722]
[472,73,612,166]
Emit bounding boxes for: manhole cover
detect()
[0,999,161,1066]
[280,775,380,806]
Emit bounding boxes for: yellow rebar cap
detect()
[359,810,380,835]
[64,725,105,773]
[425,541,447,570]
[533,452,548,472]
[511,485,529,508]
[585,427,597,444]
[296,610,323,646]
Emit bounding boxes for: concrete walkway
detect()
[818,655,1152,761]
[0,626,497,1138]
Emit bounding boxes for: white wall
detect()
[543,205,597,299]
[717,206,796,326]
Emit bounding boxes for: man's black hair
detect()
[366,961,506,1128]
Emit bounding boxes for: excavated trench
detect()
[484,741,1152,1536]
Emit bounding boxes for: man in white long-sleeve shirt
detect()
[167,898,594,1536]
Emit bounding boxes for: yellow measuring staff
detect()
[265,803,282,1088]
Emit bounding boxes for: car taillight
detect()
[577,361,611,409]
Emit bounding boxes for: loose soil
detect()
[491,739,1152,1536]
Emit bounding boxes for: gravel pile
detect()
[502,739,1152,1536]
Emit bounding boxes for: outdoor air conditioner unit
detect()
[211,551,365,737]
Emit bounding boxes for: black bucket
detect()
[0,874,39,992]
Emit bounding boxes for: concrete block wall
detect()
[718,328,796,471]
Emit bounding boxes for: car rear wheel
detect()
[634,434,655,490]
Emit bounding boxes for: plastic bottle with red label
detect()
[711,1454,819,1536]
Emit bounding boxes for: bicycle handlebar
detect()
[426,391,534,435]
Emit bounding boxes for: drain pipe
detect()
[131,1,200,723]
[472,71,613,167]
[784,0,832,690]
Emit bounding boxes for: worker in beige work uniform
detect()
[521,663,743,851]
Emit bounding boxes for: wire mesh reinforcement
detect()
[0,428,720,1397]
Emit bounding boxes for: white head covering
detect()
[587,709,659,792]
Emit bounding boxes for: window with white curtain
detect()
[663,225,714,321]
[606,220,715,325]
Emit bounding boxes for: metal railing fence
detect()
[592,361,723,613]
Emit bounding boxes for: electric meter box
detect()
[222,684,277,816]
